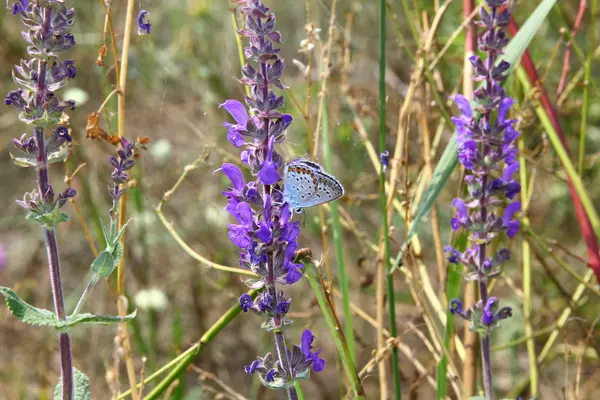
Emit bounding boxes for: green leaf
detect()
[90,251,115,277]
[303,258,366,399]
[99,218,111,246]
[0,287,55,327]
[66,309,137,328]
[111,220,131,248]
[0,287,136,330]
[47,144,69,164]
[54,368,91,400]
[393,0,557,268]
[111,242,124,266]
[10,152,38,168]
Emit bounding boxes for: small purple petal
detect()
[244,359,260,374]
[221,163,245,192]
[502,201,521,226]
[239,293,252,312]
[256,222,272,243]
[497,97,515,124]
[312,349,326,372]
[236,202,254,226]
[301,329,315,357]
[451,94,472,118]
[285,267,302,284]
[502,161,520,181]
[228,225,252,248]
[220,99,249,126]
[449,299,463,315]
[507,220,520,238]
[258,162,281,185]
[137,10,152,35]
[265,369,276,382]
[226,129,245,148]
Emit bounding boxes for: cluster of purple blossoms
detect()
[445,0,519,396]
[4,1,78,397]
[219,0,324,395]
[445,0,519,332]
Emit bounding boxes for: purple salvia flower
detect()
[108,138,135,215]
[220,1,321,395]
[447,0,518,398]
[4,1,79,397]
[137,10,151,35]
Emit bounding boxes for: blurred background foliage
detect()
[0,0,599,399]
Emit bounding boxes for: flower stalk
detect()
[220,1,325,397]
[5,1,78,397]
[445,1,520,398]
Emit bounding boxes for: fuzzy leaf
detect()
[90,251,115,277]
[54,368,91,400]
[0,287,56,327]
[9,152,38,168]
[66,309,137,328]
[0,287,136,330]
[47,144,69,164]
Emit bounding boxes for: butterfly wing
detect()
[282,162,318,209]
[295,169,344,208]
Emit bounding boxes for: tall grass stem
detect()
[379,0,401,398]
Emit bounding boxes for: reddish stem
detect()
[509,18,600,282]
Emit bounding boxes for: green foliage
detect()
[54,368,91,400]
[0,287,136,331]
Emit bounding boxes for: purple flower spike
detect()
[447,0,519,395]
[219,0,326,391]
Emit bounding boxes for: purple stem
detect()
[257,22,296,396]
[35,7,74,400]
[478,6,497,400]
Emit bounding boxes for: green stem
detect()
[303,257,365,399]
[379,1,401,398]
[578,0,598,175]
[69,274,100,318]
[116,290,258,399]
[519,132,539,395]
[321,101,356,363]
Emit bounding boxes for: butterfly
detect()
[282,159,344,213]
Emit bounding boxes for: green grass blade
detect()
[379,0,401,398]
[321,101,356,363]
[302,257,366,399]
[436,263,461,400]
